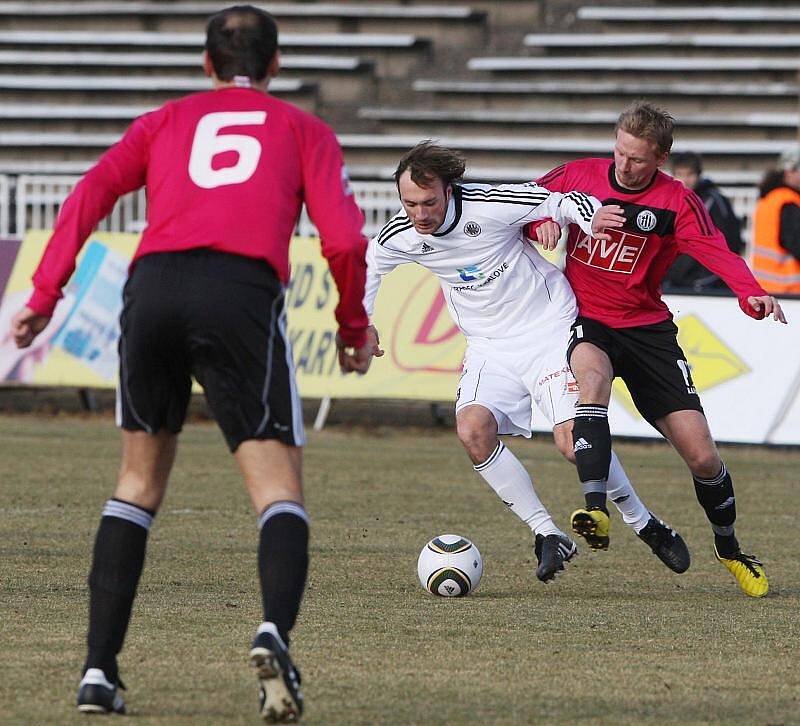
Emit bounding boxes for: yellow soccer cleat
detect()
[570,507,610,551]
[714,547,769,598]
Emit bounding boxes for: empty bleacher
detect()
[1,0,799,240]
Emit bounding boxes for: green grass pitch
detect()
[1,414,798,724]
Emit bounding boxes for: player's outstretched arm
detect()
[747,295,787,323]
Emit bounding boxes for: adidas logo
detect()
[420,242,435,253]
[502,499,514,508]
[573,437,592,452]
[444,585,455,594]
[715,496,735,510]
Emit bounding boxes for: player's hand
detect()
[591,204,626,241]
[535,220,562,251]
[11,306,51,348]
[337,325,383,374]
[748,295,787,323]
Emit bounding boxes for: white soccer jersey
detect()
[365,182,600,340]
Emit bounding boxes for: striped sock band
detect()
[473,441,506,472]
[102,498,154,531]
[258,500,309,530]
[694,462,728,486]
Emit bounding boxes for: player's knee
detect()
[456,408,496,458]
[685,449,722,479]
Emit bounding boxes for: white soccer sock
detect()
[473,441,560,537]
[606,450,651,533]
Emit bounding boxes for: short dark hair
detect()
[615,101,674,155]
[205,5,278,82]
[671,151,703,176]
[394,141,466,189]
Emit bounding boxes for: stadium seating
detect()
[3,0,800,239]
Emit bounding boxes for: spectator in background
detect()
[665,152,744,292]
[752,147,800,295]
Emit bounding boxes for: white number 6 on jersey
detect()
[188,111,267,189]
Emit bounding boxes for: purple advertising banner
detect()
[0,239,21,300]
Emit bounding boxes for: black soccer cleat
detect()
[249,622,304,723]
[637,515,691,573]
[534,533,578,583]
[76,668,126,715]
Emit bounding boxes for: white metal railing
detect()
[4,175,760,249]
[15,175,148,238]
[0,174,9,238]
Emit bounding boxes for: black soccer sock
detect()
[572,404,612,512]
[693,462,739,556]
[257,502,309,645]
[84,499,154,681]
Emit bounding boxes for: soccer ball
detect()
[417,534,483,597]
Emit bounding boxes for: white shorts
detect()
[454,325,578,436]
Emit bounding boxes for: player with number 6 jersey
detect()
[10,5,371,721]
[24,60,368,349]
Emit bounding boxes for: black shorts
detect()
[118,249,304,452]
[566,316,704,424]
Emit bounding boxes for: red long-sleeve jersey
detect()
[28,86,369,346]
[531,158,767,327]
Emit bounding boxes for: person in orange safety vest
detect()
[752,147,800,294]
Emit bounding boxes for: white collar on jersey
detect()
[433,194,456,235]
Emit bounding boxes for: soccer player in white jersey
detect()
[350,141,692,582]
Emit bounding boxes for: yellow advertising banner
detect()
[289,238,462,400]
[0,232,464,399]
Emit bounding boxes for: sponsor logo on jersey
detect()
[420,241,435,253]
[457,265,485,282]
[453,262,509,291]
[463,221,481,237]
[570,228,646,274]
[636,209,657,232]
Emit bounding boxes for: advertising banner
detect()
[0,231,798,444]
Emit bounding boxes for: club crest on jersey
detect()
[636,209,657,232]
[457,265,484,281]
[463,221,481,237]
[570,228,646,274]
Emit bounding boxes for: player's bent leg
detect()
[461,405,577,581]
[235,439,307,721]
[79,429,177,714]
[657,410,768,596]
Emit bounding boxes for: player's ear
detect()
[445,183,453,201]
[202,51,214,79]
[657,150,670,169]
[267,50,281,78]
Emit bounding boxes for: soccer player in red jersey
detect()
[10,5,371,719]
[529,101,786,598]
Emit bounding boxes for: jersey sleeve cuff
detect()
[26,289,60,318]
[337,326,367,349]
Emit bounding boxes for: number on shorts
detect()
[188,111,267,189]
